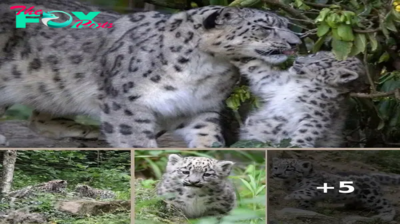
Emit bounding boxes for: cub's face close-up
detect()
[200,7,301,64]
[166,154,234,188]
[270,158,313,180]
[289,51,366,90]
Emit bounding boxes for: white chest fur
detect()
[180,194,210,218]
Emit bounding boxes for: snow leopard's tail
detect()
[371,173,400,185]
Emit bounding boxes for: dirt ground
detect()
[268,150,400,224]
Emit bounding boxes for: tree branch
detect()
[353,28,381,33]
[303,1,330,8]
[305,1,355,10]
[263,0,314,26]
[350,88,400,98]
[363,49,377,93]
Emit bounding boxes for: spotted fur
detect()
[0,1,300,148]
[271,157,400,221]
[74,184,116,199]
[7,180,67,198]
[233,51,366,147]
[157,154,236,218]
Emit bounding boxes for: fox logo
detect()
[41,11,72,28]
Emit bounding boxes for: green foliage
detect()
[0,150,131,223]
[226,86,258,112]
[12,151,130,192]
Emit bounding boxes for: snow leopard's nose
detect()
[188,179,200,184]
[278,29,302,46]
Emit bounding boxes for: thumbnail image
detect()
[135,150,266,224]
[0,150,131,224]
[268,150,400,224]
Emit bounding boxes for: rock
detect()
[56,200,130,216]
[275,207,333,220]
[0,208,47,224]
[0,120,186,148]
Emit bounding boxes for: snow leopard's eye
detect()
[181,170,190,175]
[203,173,212,177]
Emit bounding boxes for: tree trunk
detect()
[1,150,17,195]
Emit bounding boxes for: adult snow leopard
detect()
[0,1,301,147]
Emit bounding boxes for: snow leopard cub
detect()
[156,154,236,218]
[271,157,400,221]
[232,51,366,147]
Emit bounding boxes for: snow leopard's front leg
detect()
[100,100,158,148]
[173,112,225,148]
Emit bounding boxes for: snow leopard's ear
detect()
[336,68,359,84]
[167,154,183,166]
[203,7,243,30]
[215,160,234,176]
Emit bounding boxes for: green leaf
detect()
[294,0,303,7]
[240,179,254,195]
[239,0,261,6]
[317,22,330,37]
[384,14,398,32]
[392,9,400,21]
[144,157,162,179]
[279,138,293,147]
[255,185,266,195]
[331,28,341,40]
[337,24,354,41]
[381,24,390,39]
[331,38,353,60]
[315,8,331,22]
[378,51,390,63]
[326,14,339,28]
[349,33,366,56]
[367,33,378,51]
[248,175,257,192]
[349,0,360,9]
[312,36,327,53]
